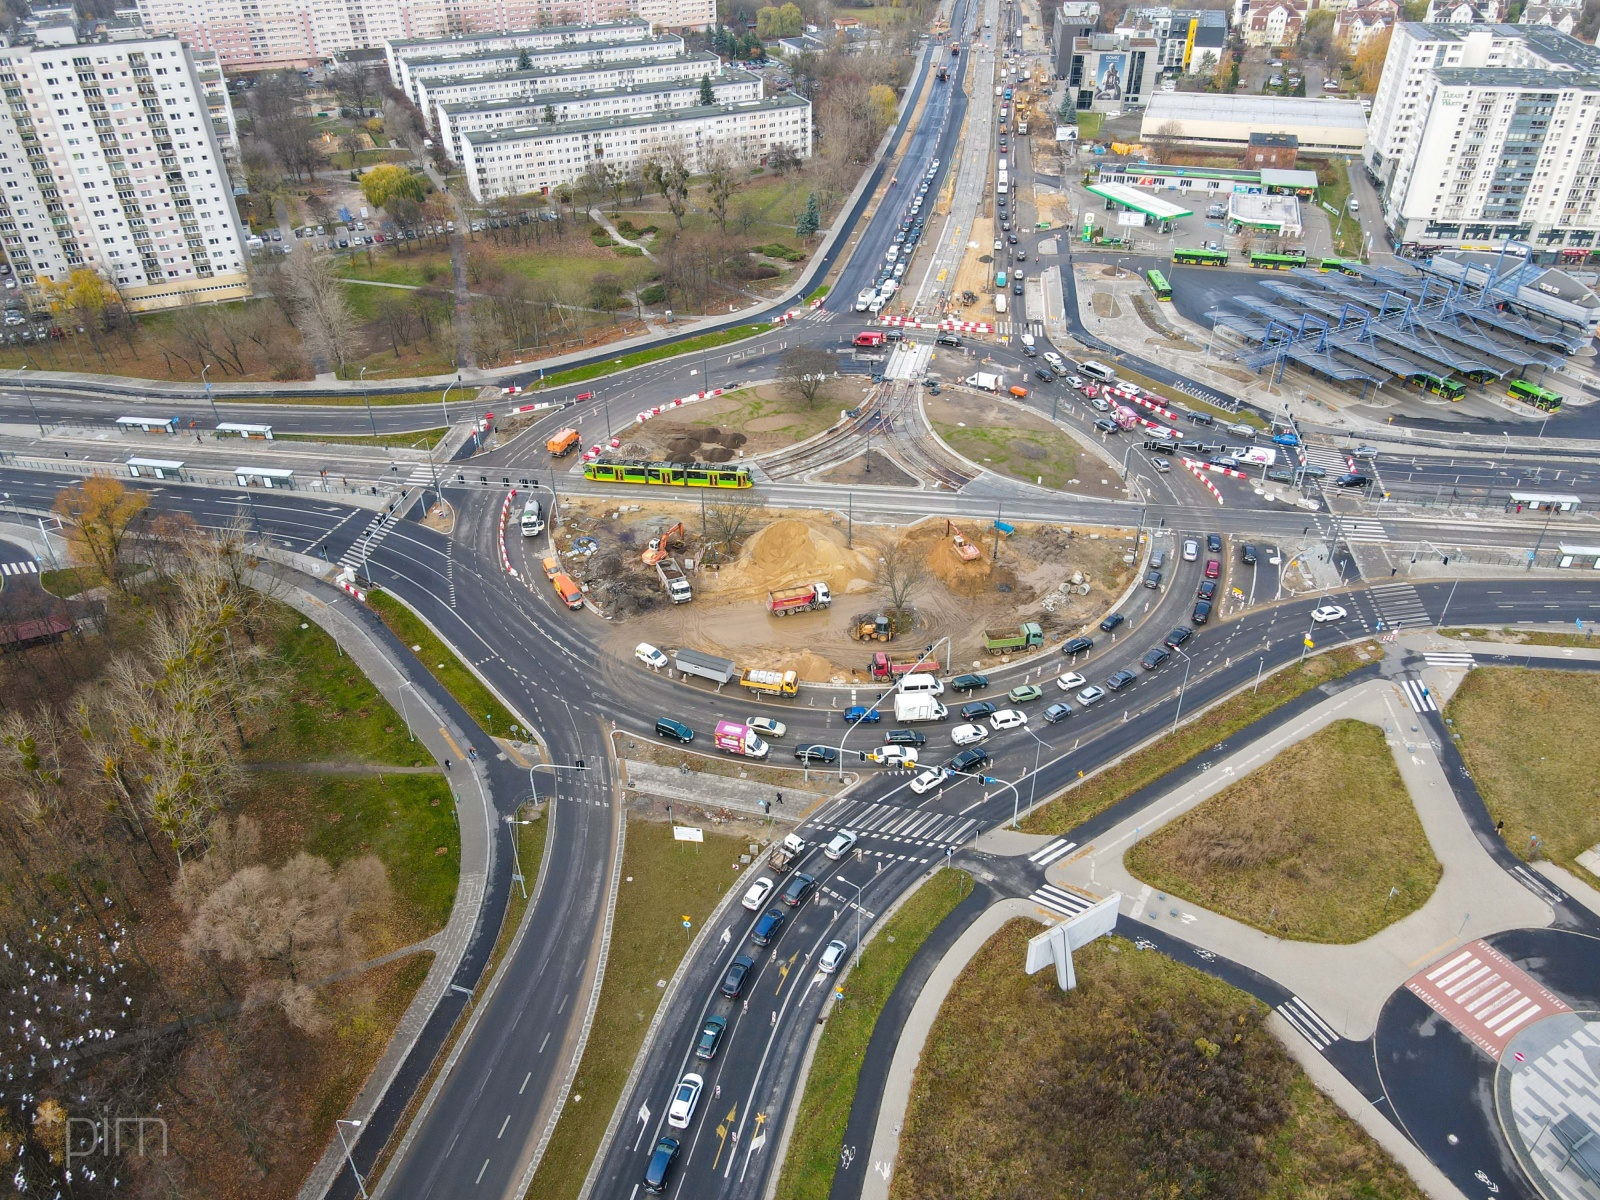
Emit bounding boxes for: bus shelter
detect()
[235,466,295,488]
[116,415,179,435]
[126,457,185,480]
[1509,492,1580,514]
[215,422,274,440]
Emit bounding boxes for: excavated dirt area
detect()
[589,381,871,463]
[557,499,1137,682]
[815,451,919,487]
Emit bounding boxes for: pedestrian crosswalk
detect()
[1369,581,1429,629]
[339,505,404,571]
[808,798,979,852]
[995,320,1045,338]
[1423,651,1475,669]
[1336,517,1390,544]
[404,464,436,486]
[1400,678,1438,713]
[1406,940,1569,1059]
[1028,838,1077,867]
[1276,995,1340,1050]
[0,560,38,576]
[797,308,832,324]
[1299,442,1354,475]
[1029,882,1098,919]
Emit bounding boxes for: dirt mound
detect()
[703,517,876,599]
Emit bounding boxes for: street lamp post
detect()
[200,362,221,427]
[359,365,378,438]
[505,813,528,900]
[843,877,865,967]
[984,773,1025,830]
[15,366,41,436]
[1527,503,1558,572]
[1170,644,1193,733]
[440,372,460,430]
[334,1120,368,1199]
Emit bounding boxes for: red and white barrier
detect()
[808,296,826,310]
[771,308,803,325]
[335,566,367,602]
[498,488,522,578]
[877,316,996,333]
[1181,458,1227,505]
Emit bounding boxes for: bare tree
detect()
[1145,120,1184,164]
[281,250,358,374]
[643,143,692,229]
[704,493,762,556]
[339,129,364,168]
[874,535,928,630]
[701,142,744,236]
[778,345,835,408]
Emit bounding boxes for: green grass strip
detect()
[367,590,519,740]
[276,428,447,449]
[534,324,769,389]
[774,868,975,1200]
[804,284,830,303]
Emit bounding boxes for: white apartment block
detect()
[135,0,450,71]
[437,69,759,161]
[0,36,249,310]
[386,19,651,100]
[1366,23,1600,258]
[461,93,812,200]
[190,48,241,180]
[401,35,687,110]
[418,49,721,133]
[632,0,715,33]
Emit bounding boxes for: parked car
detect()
[635,643,669,670]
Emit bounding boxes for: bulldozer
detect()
[641,521,685,566]
[851,614,894,642]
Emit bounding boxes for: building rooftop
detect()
[422,50,721,95]
[463,93,811,147]
[389,18,650,55]
[1142,92,1370,130]
[1085,181,1194,220]
[1433,65,1600,86]
[405,34,682,71]
[441,69,757,118]
[1251,131,1299,146]
[1260,166,1319,188]
[1193,24,1227,46]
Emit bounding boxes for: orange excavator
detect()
[641,521,685,565]
[947,519,982,562]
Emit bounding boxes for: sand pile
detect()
[704,518,877,598]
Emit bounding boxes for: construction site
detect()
[546,496,1136,682]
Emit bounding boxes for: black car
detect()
[935,333,963,347]
[751,907,787,946]
[1034,368,1055,382]
[1144,568,1163,590]
[1141,647,1171,671]
[1241,543,1258,565]
[1335,473,1371,488]
[779,872,816,907]
[1015,250,1027,262]
[1062,636,1094,656]
[884,729,927,747]
[720,955,756,998]
[643,1136,681,1194]
[695,1015,728,1060]
[1207,534,1222,554]
[1197,579,1217,601]
[1007,233,1018,244]
[950,673,989,692]
[1192,599,1214,625]
[1164,626,1193,648]
[960,700,997,721]
[1099,613,1126,633]
[949,747,991,773]
[793,744,839,764]
[1022,344,1038,356]
[1093,418,1120,434]
[1013,282,1023,295]
[1106,669,1138,691]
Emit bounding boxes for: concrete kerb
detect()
[763,861,974,1200]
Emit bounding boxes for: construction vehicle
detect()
[674,648,738,686]
[520,499,545,536]
[947,519,982,562]
[870,651,941,680]
[547,428,581,456]
[983,622,1045,654]
[936,64,949,81]
[641,521,685,566]
[740,666,799,697]
[767,581,832,616]
[892,694,949,723]
[768,832,808,873]
[656,558,692,603]
[853,615,894,642]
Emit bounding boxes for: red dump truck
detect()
[767,581,832,616]
[870,652,941,680]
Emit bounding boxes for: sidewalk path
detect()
[1048,676,1552,1041]
[589,207,656,261]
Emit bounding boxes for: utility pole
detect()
[359,365,378,438]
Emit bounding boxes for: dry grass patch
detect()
[892,923,1429,1200]
[1447,666,1600,888]
[1126,719,1440,943]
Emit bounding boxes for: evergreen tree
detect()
[796,191,820,238]
[516,46,532,70]
[700,74,716,106]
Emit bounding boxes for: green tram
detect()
[583,458,754,488]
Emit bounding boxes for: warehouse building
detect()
[461,94,812,200]
[1138,93,1368,153]
[437,71,760,161]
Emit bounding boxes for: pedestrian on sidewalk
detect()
[445,758,451,771]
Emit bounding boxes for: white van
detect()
[998,157,1008,173]
[1080,360,1117,382]
[995,293,1008,313]
[520,500,545,536]
[898,672,946,696]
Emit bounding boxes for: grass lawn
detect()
[1075,112,1105,140]
[527,818,746,1200]
[892,923,1427,1200]
[610,170,818,243]
[931,416,1083,491]
[536,324,770,389]
[368,590,520,738]
[1022,644,1378,836]
[775,868,974,1200]
[40,565,103,598]
[277,427,446,450]
[617,733,846,790]
[1309,157,1362,258]
[1447,667,1600,888]
[714,382,852,446]
[1126,719,1440,943]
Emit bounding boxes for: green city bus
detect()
[1250,251,1309,270]
[1145,268,1173,300]
[1411,372,1465,400]
[583,459,754,488]
[1173,246,1228,267]
[1508,379,1563,412]
[1319,258,1359,274]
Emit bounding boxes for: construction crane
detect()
[641,521,685,565]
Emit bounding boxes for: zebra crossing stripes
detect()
[405,464,436,486]
[1423,652,1475,669]
[1299,442,1354,475]
[0,560,39,576]
[1406,939,1570,1059]
[995,320,1044,338]
[1276,996,1339,1051]
[1369,582,1430,629]
[338,506,403,571]
[1400,678,1438,713]
[1028,838,1077,867]
[1028,883,1097,919]
[1336,517,1390,544]
[808,799,978,848]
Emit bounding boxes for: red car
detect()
[1204,559,1221,579]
